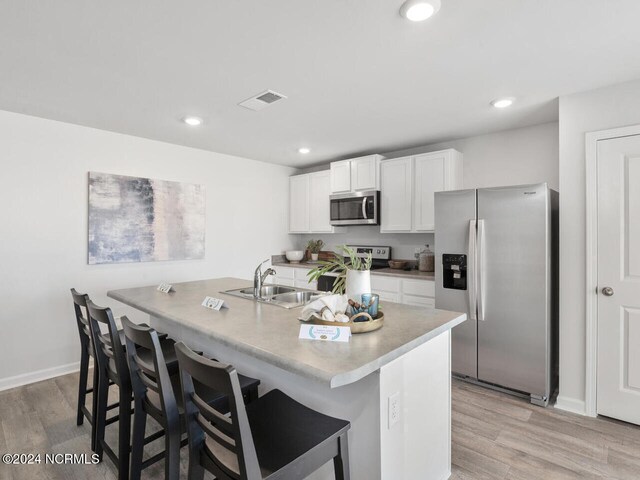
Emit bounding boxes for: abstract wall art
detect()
[88,172,205,264]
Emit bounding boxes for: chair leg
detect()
[187,456,205,480]
[333,433,350,480]
[77,349,89,426]
[117,388,132,480]
[90,363,99,451]
[94,369,108,461]
[165,421,181,480]
[129,401,147,480]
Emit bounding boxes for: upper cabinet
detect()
[380,157,413,232]
[289,171,337,234]
[380,149,463,233]
[289,174,310,233]
[330,154,383,193]
[330,160,352,193]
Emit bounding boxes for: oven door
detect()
[317,273,340,293]
[330,190,379,225]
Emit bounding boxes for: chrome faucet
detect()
[254,259,276,298]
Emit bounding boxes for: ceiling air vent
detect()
[238,90,287,111]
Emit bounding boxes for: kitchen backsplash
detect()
[296,227,434,260]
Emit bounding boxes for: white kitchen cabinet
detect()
[289,175,309,233]
[370,275,435,306]
[289,171,337,233]
[308,170,333,232]
[330,160,351,193]
[330,155,383,193]
[380,157,413,232]
[380,149,463,233]
[377,291,400,303]
[274,266,317,290]
[351,155,381,191]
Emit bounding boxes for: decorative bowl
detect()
[301,311,384,334]
[388,260,407,269]
[285,250,304,263]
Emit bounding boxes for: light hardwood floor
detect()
[1,372,639,479]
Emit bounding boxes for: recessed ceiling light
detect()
[399,0,441,22]
[182,116,203,126]
[298,147,311,154]
[491,98,515,109]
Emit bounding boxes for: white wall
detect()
[298,122,559,258]
[386,121,559,191]
[0,110,295,388]
[557,79,640,413]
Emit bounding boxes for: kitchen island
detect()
[108,278,465,480]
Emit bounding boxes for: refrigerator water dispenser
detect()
[442,254,467,290]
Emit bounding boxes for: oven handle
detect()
[362,197,368,220]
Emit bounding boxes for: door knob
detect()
[602,287,614,296]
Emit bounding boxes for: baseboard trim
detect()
[0,361,81,392]
[554,395,588,416]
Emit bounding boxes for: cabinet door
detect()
[377,291,400,303]
[289,175,310,233]
[309,171,333,232]
[380,157,413,232]
[330,160,351,193]
[351,155,379,191]
[413,153,446,232]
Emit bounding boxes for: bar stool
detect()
[175,342,351,480]
[122,318,260,480]
[70,288,123,451]
[86,300,178,480]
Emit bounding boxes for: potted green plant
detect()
[307,245,372,300]
[306,239,324,261]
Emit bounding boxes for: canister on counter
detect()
[418,244,435,272]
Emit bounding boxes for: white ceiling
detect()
[1,1,640,167]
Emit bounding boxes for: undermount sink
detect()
[223,285,325,309]
[237,285,296,297]
[270,291,318,304]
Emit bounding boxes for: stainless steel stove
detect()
[345,245,392,270]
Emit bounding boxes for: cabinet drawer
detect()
[294,268,312,280]
[402,279,435,298]
[276,277,295,287]
[371,275,401,293]
[402,294,435,307]
[377,291,400,303]
[295,279,317,290]
[275,266,295,279]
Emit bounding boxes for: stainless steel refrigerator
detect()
[435,183,558,406]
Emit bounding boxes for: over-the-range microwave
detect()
[329,190,379,226]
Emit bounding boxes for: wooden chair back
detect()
[121,317,178,426]
[86,299,129,387]
[175,342,261,480]
[70,288,92,356]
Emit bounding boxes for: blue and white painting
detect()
[88,172,205,264]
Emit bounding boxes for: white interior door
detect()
[597,134,640,425]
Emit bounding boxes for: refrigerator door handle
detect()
[468,219,477,321]
[477,219,486,321]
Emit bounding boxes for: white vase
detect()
[346,269,371,302]
[311,253,319,261]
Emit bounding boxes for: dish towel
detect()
[300,294,350,323]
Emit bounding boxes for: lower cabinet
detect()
[271,267,433,305]
[371,276,435,306]
[273,266,317,290]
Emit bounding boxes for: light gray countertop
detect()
[107,278,464,388]
[272,261,436,281]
